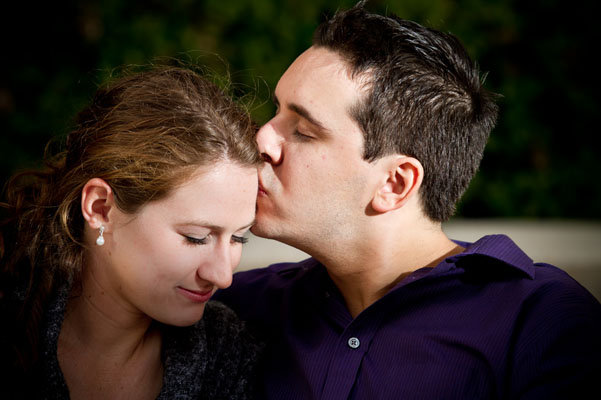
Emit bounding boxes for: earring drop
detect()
[96,226,105,246]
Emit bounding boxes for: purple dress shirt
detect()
[215,235,601,399]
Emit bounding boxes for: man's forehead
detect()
[283,46,351,82]
[274,47,368,115]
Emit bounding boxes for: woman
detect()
[0,66,262,398]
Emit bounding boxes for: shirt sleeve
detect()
[507,271,601,399]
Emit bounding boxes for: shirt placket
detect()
[319,313,384,400]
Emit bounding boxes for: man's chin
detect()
[251,206,284,239]
[250,220,275,239]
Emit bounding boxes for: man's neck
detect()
[315,220,463,318]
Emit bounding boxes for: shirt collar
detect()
[449,234,535,279]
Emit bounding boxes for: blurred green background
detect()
[1,0,599,218]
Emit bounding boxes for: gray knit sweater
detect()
[35,285,262,399]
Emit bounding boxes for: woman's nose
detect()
[197,243,234,289]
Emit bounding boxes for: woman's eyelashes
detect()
[184,235,208,245]
[232,235,249,244]
[183,234,249,246]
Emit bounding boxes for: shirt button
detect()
[348,337,360,349]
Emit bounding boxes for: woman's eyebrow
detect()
[177,219,256,231]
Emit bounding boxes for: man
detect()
[215,2,601,399]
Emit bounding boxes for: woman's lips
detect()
[177,287,213,303]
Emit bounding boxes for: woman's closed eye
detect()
[231,235,249,244]
[183,234,249,245]
[184,235,208,245]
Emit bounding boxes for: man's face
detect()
[252,47,379,252]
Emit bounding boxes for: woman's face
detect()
[97,161,257,326]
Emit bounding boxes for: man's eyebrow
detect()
[273,93,329,133]
[288,103,328,132]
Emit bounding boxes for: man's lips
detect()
[258,179,268,196]
[177,287,213,303]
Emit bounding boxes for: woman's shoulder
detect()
[203,300,263,370]
[201,300,255,343]
[194,300,263,399]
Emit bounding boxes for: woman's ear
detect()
[371,156,424,213]
[81,178,114,229]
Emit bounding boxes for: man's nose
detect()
[256,122,283,165]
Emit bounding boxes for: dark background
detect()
[1,0,599,218]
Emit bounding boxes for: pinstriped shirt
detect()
[215,235,601,399]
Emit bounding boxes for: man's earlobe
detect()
[81,178,114,228]
[371,156,423,213]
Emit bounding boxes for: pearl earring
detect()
[96,226,105,246]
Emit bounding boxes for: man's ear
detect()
[81,178,115,229]
[371,156,423,213]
